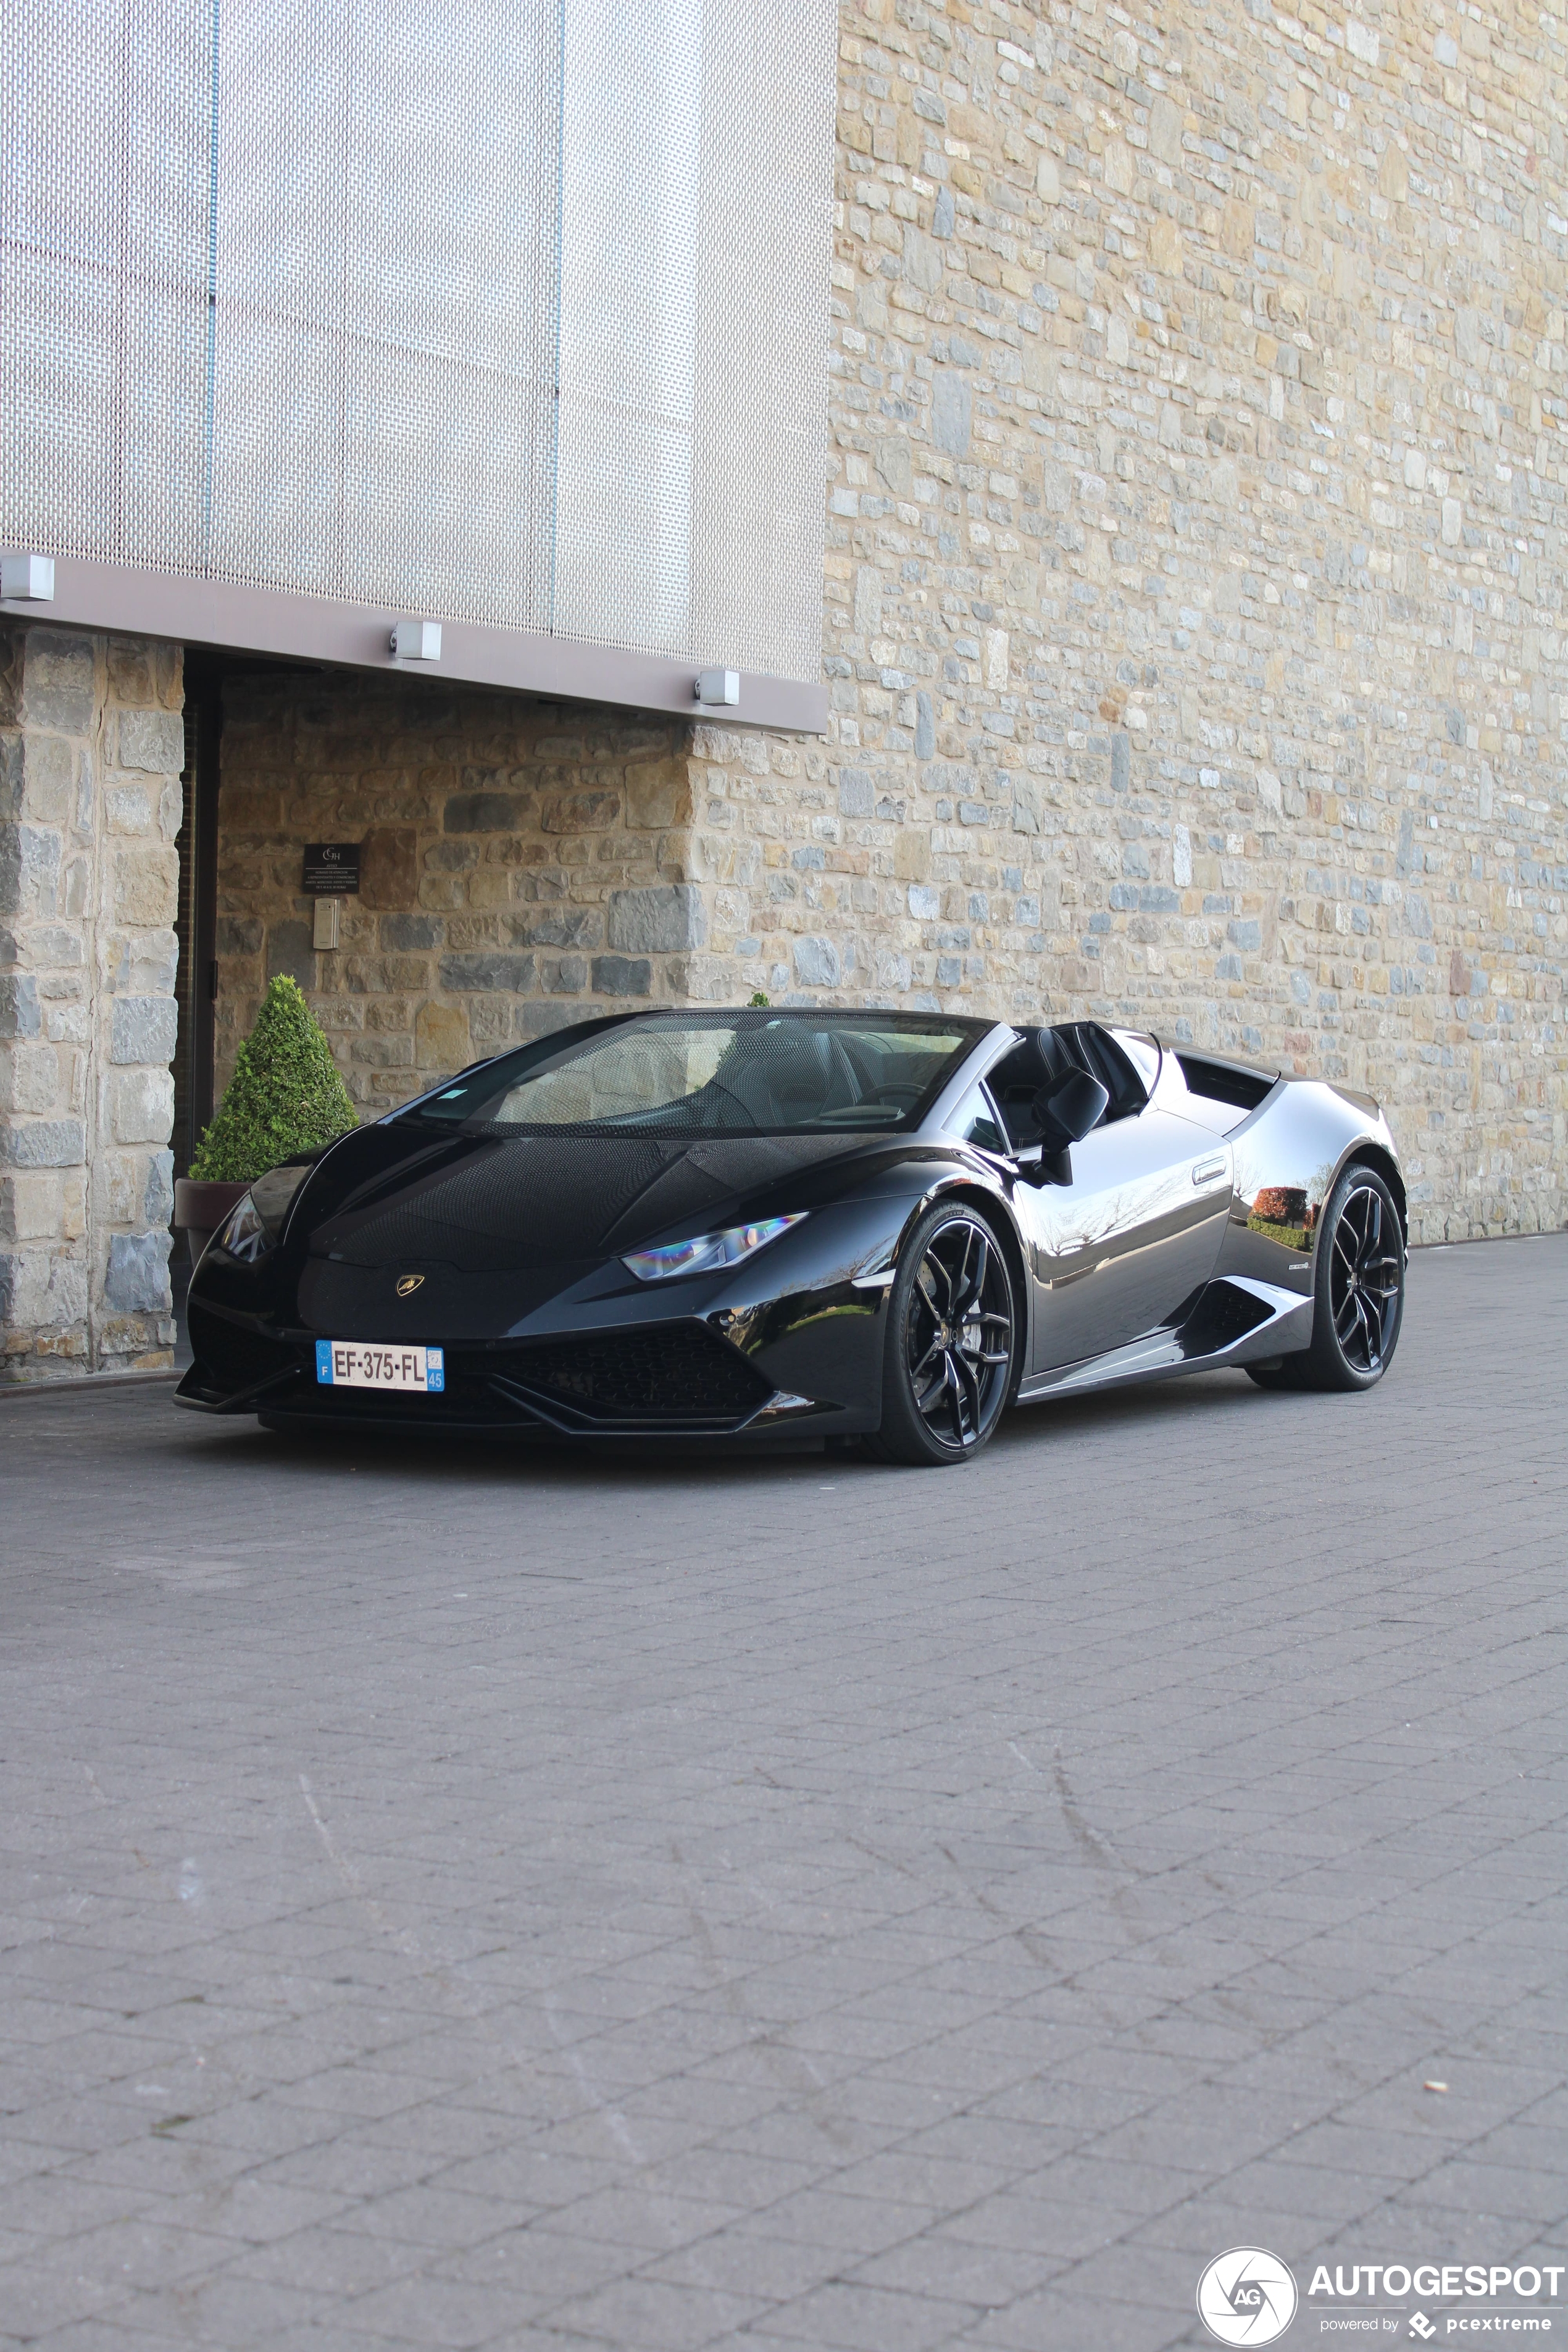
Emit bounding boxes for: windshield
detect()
[403,1012,985,1138]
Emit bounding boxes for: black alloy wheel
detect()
[867,1204,1017,1465]
[1328,1180,1402,1374]
[1248,1161,1406,1393]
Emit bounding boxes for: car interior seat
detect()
[1057,1024,1148,1123]
[986,1024,1148,1149]
[987,1028,1088,1149]
[714,1025,859,1127]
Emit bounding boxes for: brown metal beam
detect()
[1,557,828,735]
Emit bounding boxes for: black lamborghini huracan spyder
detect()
[178,1007,1407,1466]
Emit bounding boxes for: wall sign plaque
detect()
[302,843,361,894]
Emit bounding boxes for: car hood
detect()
[300,1127,887,1274]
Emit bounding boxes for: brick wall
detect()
[1,627,181,1382]
[212,672,704,1111]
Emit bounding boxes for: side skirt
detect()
[1014,1276,1313,1406]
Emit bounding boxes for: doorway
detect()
[170,651,223,1186]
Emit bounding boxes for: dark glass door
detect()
[170,661,222,1180]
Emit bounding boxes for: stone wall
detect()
[6,0,1560,1387]
[162,0,1568,1257]
[677,0,1566,1245]
[212,672,704,1112]
[1,627,181,1382]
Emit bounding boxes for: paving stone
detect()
[638,2232,849,2304]
[425,2227,629,2301]
[330,2272,542,2348]
[1,1236,1565,2348]
[965,2282,1195,2352]
[0,2265,126,2341]
[223,2224,431,2298]
[7,2322,196,2352]
[848,2232,1063,2306]
[748,2278,978,2351]
[540,2275,766,2348]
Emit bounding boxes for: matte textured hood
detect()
[307,1132,871,1272]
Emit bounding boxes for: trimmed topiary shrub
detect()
[190,975,357,1182]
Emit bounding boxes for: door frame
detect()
[173,654,225,1174]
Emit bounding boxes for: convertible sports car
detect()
[177,1006,1407,1466]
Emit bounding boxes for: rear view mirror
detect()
[1033,1068,1109,1148]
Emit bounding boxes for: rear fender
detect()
[1218,1082,1404,1295]
[1334,1140,1407,1246]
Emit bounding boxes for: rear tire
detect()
[1246,1162,1405,1393]
[865,1203,1017,1466]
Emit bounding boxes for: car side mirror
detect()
[1033,1069,1109,1148]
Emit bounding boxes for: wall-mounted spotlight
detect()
[390,619,443,662]
[1,552,56,601]
[695,669,740,707]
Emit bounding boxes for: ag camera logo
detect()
[1197,2248,1299,2345]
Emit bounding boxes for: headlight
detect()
[622,1214,807,1283]
[216,1161,314,1263]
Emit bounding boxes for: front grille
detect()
[499,1320,770,1427]
[185,1306,772,1435]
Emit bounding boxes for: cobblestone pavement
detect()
[3,1235,1566,2352]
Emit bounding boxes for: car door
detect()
[996,1029,1233,1371]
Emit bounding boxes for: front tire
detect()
[1246,1161,1405,1393]
[866,1204,1017,1466]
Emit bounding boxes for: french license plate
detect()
[315,1341,445,1393]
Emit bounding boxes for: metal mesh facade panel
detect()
[553,0,703,659]
[207,0,560,627]
[1,0,833,685]
[691,0,837,685]
[1,0,211,572]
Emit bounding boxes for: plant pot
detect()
[173,1177,249,1266]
